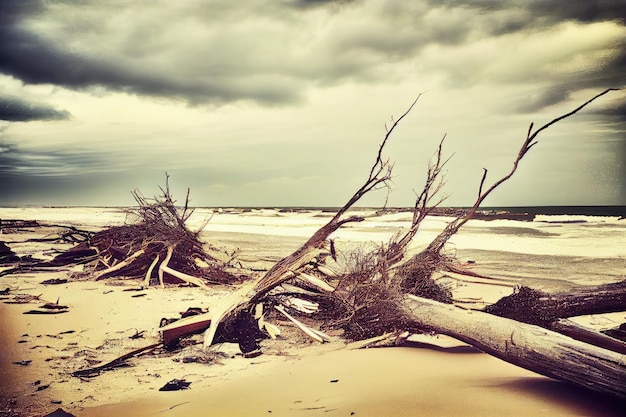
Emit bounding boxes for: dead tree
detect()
[162,95,425,348]
[396,88,622,293]
[403,295,626,399]
[326,88,626,399]
[158,89,626,400]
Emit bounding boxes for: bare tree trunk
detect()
[485,281,626,327]
[403,295,626,399]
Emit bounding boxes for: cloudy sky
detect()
[1,0,625,207]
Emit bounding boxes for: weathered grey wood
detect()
[551,318,626,355]
[404,295,626,399]
[485,281,626,326]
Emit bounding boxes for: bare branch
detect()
[200,95,425,347]
[527,88,621,145]
[378,135,452,268]
[477,168,488,199]
[423,88,620,255]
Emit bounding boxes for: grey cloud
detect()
[515,89,572,113]
[0,1,306,105]
[584,94,626,131]
[0,0,481,106]
[530,41,626,113]
[294,0,355,7]
[0,26,302,105]
[419,1,626,114]
[518,0,626,25]
[0,169,136,206]
[0,0,624,112]
[0,134,131,204]
[594,98,626,117]
[426,0,626,27]
[0,118,114,181]
[0,96,71,122]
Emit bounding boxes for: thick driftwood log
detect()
[485,281,626,326]
[403,295,626,399]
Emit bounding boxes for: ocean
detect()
[2,205,624,290]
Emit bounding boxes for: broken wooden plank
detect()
[275,305,330,343]
[159,313,213,346]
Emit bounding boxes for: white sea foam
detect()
[1,207,624,259]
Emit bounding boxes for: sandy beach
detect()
[1,207,624,416]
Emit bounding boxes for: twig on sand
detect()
[71,343,161,378]
[159,402,190,413]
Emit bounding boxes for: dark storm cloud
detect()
[0,27,300,105]
[516,89,572,113]
[422,0,626,109]
[0,0,509,107]
[0,123,111,199]
[425,0,626,26]
[0,140,105,177]
[0,1,303,105]
[0,0,624,111]
[0,136,119,204]
[0,96,70,121]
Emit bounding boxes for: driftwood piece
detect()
[143,254,160,287]
[24,309,69,315]
[94,249,145,280]
[403,295,626,399]
[274,305,330,343]
[485,281,626,327]
[0,241,20,264]
[72,342,160,377]
[159,312,213,346]
[158,244,173,288]
[160,246,207,288]
[603,323,626,342]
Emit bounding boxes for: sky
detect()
[0,0,625,208]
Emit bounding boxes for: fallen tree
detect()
[158,89,624,332]
[484,281,626,354]
[28,88,622,399]
[48,175,241,286]
[404,295,626,399]
[189,88,625,399]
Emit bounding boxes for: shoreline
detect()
[1,213,624,416]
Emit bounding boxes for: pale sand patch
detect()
[84,347,624,417]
